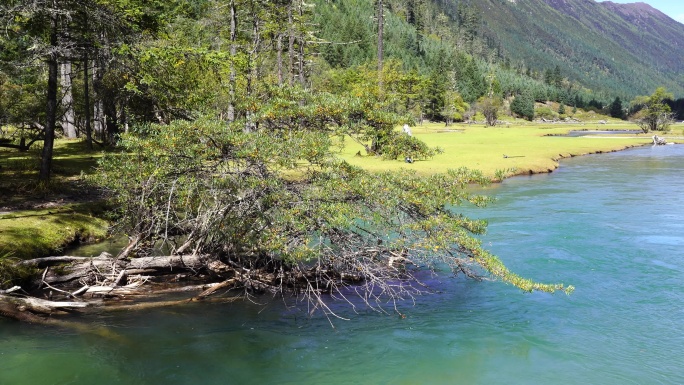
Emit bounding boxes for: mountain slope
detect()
[462,0,684,97]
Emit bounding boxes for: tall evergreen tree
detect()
[510,92,534,121]
[609,97,625,119]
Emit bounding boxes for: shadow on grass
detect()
[0,139,111,207]
[52,140,107,176]
[0,139,107,177]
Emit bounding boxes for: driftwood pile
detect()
[1,247,415,326]
[0,252,245,324]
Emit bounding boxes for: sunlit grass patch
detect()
[0,203,109,260]
[1,139,110,259]
[339,121,656,178]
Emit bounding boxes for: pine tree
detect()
[609,97,625,119]
[510,92,534,121]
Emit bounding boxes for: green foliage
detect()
[609,97,624,119]
[315,65,437,158]
[0,71,45,131]
[544,66,563,88]
[558,103,566,115]
[95,119,570,295]
[631,87,674,133]
[510,93,534,120]
[457,56,487,103]
[377,131,442,160]
[535,106,558,120]
[442,90,469,125]
[477,97,502,126]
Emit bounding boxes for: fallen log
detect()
[197,279,237,298]
[2,247,404,325]
[0,300,55,324]
[0,251,246,323]
[0,293,94,322]
[19,254,113,268]
[20,253,213,286]
[127,254,208,270]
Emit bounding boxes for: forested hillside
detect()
[4,0,681,142]
[313,0,684,107]
[464,0,684,97]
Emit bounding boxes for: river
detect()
[2,145,683,385]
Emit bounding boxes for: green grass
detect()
[0,139,106,205]
[338,121,679,178]
[0,139,110,260]
[0,204,109,260]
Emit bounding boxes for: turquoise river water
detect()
[1,144,683,385]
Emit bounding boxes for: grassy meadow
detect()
[339,121,682,177]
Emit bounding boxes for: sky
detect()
[604,0,684,24]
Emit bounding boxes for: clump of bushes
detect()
[535,106,558,120]
[378,131,442,160]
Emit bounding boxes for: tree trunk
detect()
[104,97,118,144]
[120,101,129,133]
[277,33,283,86]
[247,8,260,96]
[377,0,384,92]
[60,61,77,138]
[39,8,58,181]
[92,55,105,142]
[227,0,237,123]
[288,3,295,86]
[297,0,305,88]
[83,53,93,150]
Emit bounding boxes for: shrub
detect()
[535,106,558,120]
[379,131,442,160]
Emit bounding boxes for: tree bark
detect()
[297,0,306,88]
[92,54,105,142]
[83,52,93,150]
[277,33,283,86]
[103,97,118,144]
[288,3,295,86]
[60,61,77,138]
[39,5,59,181]
[377,0,384,92]
[0,253,242,324]
[227,0,237,123]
